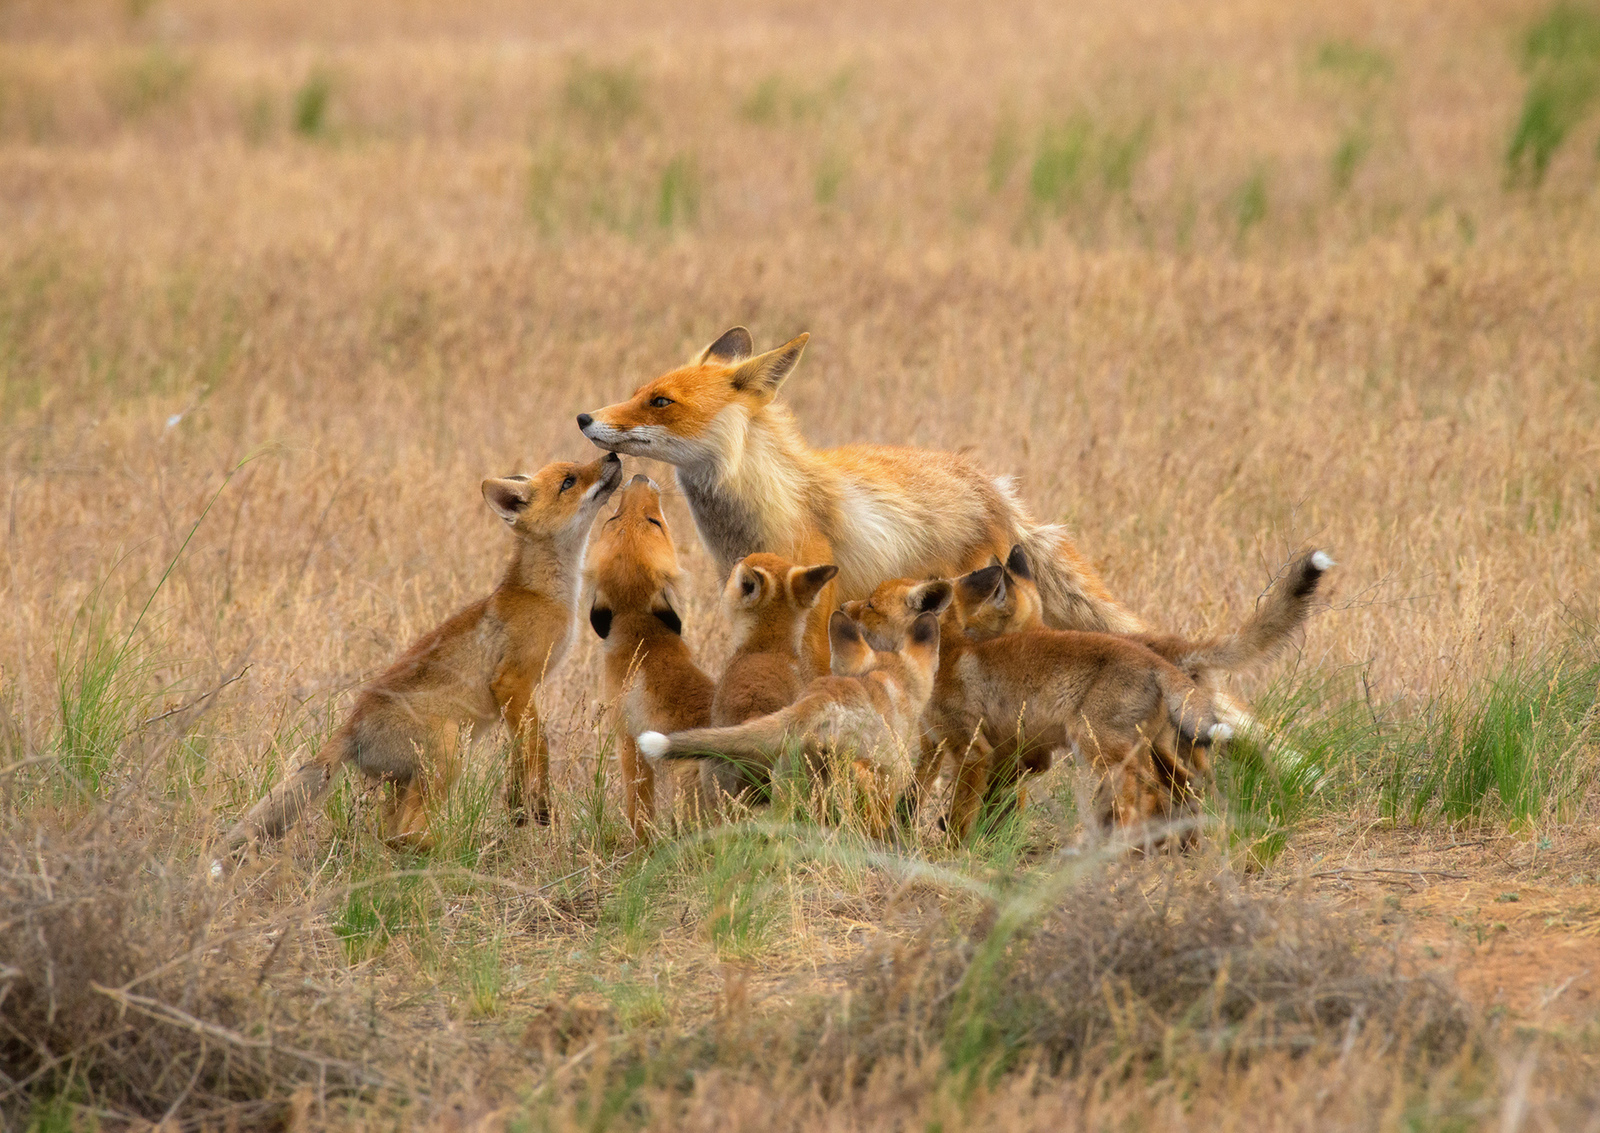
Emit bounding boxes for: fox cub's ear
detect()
[789,563,839,609]
[697,326,754,366]
[730,563,768,606]
[957,564,1003,604]
[483,478,532,524]
[828,610,873,676]
[589,605,613,640]
[907,579,954,617]
[909,611,941,649]
[730,334,809,399]
[1004,545,1033,581]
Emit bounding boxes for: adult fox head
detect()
[482,452,622,547]
[576,327,809,468]
[584,475,686,640]
[828,609,941,689]
[723,552,838,650]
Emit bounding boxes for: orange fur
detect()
[578,327,1140,676]
[584,475,715,841]
[217,453,623,859]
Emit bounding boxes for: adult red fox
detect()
[577,327,1140,674]
[215,453,622,862]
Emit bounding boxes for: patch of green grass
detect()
[456,926,508,1018]
[1312,39,1394,85]
[604,976,669,1030]
[1394,644,1600,826]
[292,68,334,137]
[1228,166,1270,240]
[739,69,853,125]
[1028,118,1092,212]
[657,153,701,228]
[1027,115,1151,217]
[814,149,849,206]
[104,47,195,119]
[1507,4,1600,185]
[1332,117,1374,191]
[563,58,643,132]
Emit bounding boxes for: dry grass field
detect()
[4,0,1600,1128]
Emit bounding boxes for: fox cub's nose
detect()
[576,413,594,431]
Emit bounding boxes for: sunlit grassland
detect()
[3,0,1600,1128]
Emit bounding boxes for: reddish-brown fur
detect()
[217,453,622,858]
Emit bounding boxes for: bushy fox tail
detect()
[1017,523,1146,634]
[1144,550,1334,681]
[1154,667,1229,750]
[216,730,353,862]
[636,714,796,776]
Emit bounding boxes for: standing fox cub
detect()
[638,610,940,837]
[577,327,1140,675]
[217,453,623,860]
[584,474,715,840]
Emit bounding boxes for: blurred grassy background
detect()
[3,0,1600,1127]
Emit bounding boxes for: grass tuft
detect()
[1507,3,1600,185]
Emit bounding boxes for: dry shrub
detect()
[0,809,361,1125]
[833,864,1473,1086]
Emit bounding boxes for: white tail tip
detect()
[1310,551,1335,572]
[637,732,670,761]
[1208,723,1235,744]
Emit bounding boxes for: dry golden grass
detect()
[3,0,1600,1128]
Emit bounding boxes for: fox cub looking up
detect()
[216,453,622,863]
[638,609,940,838]
[584,475,715,840]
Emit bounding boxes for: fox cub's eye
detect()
[650,396,674,408]
[559,475,576,492]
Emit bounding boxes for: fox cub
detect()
[638,609,940,837]
[849,548,1334,843]
[584,475,715,840]
[702,553,838,807]
[217,453,623,861]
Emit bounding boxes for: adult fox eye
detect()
[650,396,674,408]
[646,517,663,529]
[560,475,576,492]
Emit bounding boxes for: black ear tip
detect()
[1005,545,1033,579]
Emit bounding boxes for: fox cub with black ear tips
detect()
[584,474,715,840]
[637,610,940,838]
[215,453,623,865]
[699,553,838,808]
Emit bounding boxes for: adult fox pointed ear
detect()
[483,478,532,524]
[697,326,754,365]
[730,333,809,399]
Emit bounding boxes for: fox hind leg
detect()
[495,667,551,826]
